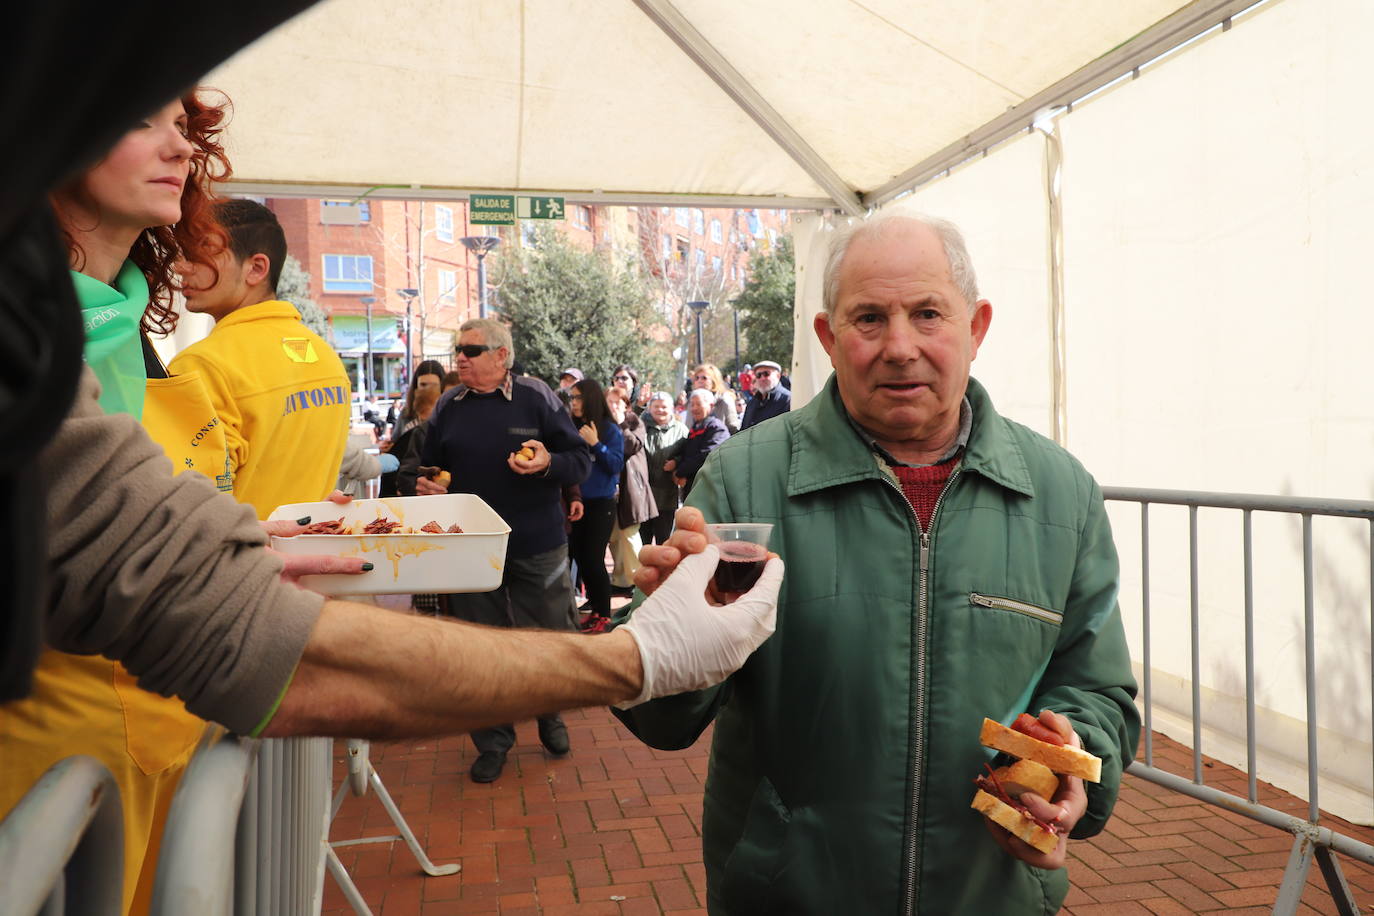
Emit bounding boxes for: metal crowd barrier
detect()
[0,756,123,915]
[1103,486,1374,916]
[0,732,450,914]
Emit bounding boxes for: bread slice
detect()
[971,789,1060,854]
[979,718,1101,783]
[993,759,1059,800]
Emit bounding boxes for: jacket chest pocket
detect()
[969,592,1063,627]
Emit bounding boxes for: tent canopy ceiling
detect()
[210,0,1256,212]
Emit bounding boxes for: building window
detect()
[521,221,539,248]
[695,249,706,269]
[674,238,690,264]
[572,205,592,229]
[711,255,722,274]
[322,254,373,293]
[710,219,722,243]
[692,209,705,235]
[435,205,454,243]
[321,199,370,224]
[674,208,690,228]
[662,234,672,260]
[437,268,458,304]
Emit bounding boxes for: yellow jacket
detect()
[169,300,351,518]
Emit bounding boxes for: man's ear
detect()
[244,253,273,289]
[813,311,836,359]
[969,299,993,360]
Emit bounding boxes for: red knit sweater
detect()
[892,459,959,531]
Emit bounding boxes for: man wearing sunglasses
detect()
[739,359,791,431]
[417,318,592,782]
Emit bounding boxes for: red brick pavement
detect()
[321,709,1373,915]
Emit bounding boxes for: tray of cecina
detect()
[267,494,510,595]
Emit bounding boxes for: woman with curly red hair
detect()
[0,89,237,916]
[50,90,230,418]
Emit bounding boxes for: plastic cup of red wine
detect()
[706,523,773,596]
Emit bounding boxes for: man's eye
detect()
[854,313,882,325]
[913,308,941,321]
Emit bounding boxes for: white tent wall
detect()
[1059,0,1373,823]
[792,0,1373,822]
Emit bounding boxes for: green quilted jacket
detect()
[615,374,1140,915]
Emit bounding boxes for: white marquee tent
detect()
[204,0,1373,824]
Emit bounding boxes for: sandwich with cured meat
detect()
[970,713,1102,854]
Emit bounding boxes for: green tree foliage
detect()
[736,235,795,371]
[277,254,330,338]
[495,225,675,392]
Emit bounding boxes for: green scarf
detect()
[73,260,149,420]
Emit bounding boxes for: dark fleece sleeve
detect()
[42,370,325,734]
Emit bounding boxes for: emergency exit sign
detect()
[470,194,516,225]
[519,196,565,220]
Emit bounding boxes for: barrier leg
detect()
[326,738,459,912]
[1273,833,1315,915]
[364,764,460,876]
[1313,846,1359,916]
[324,845,375,916]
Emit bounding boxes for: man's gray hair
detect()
[459,318,514,368]
[821,211,981,315]
[689,388,715,406]
[649,391,674,405]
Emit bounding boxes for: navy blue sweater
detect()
[677,415,729,483]
[741,384,791,430]
[421,376,591,558]
[578,419,625,501]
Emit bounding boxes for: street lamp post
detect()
[687,300,710,366]
[397,288,419,386]
[359,296,375,398]
[460,236,502,318]
[730,299,741,372]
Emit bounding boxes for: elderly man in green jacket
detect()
[618,211,1140,915]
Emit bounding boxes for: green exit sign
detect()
[519,196,565,220]
[470,194,516,225]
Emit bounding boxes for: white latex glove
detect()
[616,545,783,709]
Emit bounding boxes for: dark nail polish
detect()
[361,562,375,571]
[295,515,312,525]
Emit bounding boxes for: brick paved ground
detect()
[322,706,1374,915]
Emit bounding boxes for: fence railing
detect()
[1103,486,1374,916]
[0,755,124,915]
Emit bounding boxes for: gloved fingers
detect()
[659,543,720,591]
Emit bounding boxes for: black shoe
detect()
[537,717,570,756]
[469,750,507,783]
[610,585,635,598]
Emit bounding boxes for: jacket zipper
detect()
[890,467,962,916]
[969,592,1063,626]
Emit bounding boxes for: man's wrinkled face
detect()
[752,366,777,394]
[456,330,508,391]
[815,219,991,449]
[689,391,712,422]
[648,397,672,426]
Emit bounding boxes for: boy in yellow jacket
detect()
[171,199,359,518]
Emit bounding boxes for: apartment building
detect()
[271,196,789,395]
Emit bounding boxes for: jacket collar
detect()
[215,299,304,328]
[787,374,1034,500]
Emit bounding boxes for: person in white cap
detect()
[739,359,791,430]
[558,367,584,390]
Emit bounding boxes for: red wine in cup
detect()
[713,541,768,593]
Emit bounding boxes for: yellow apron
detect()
[0,369,231,915]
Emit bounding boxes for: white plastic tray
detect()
[267,494,510,596]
